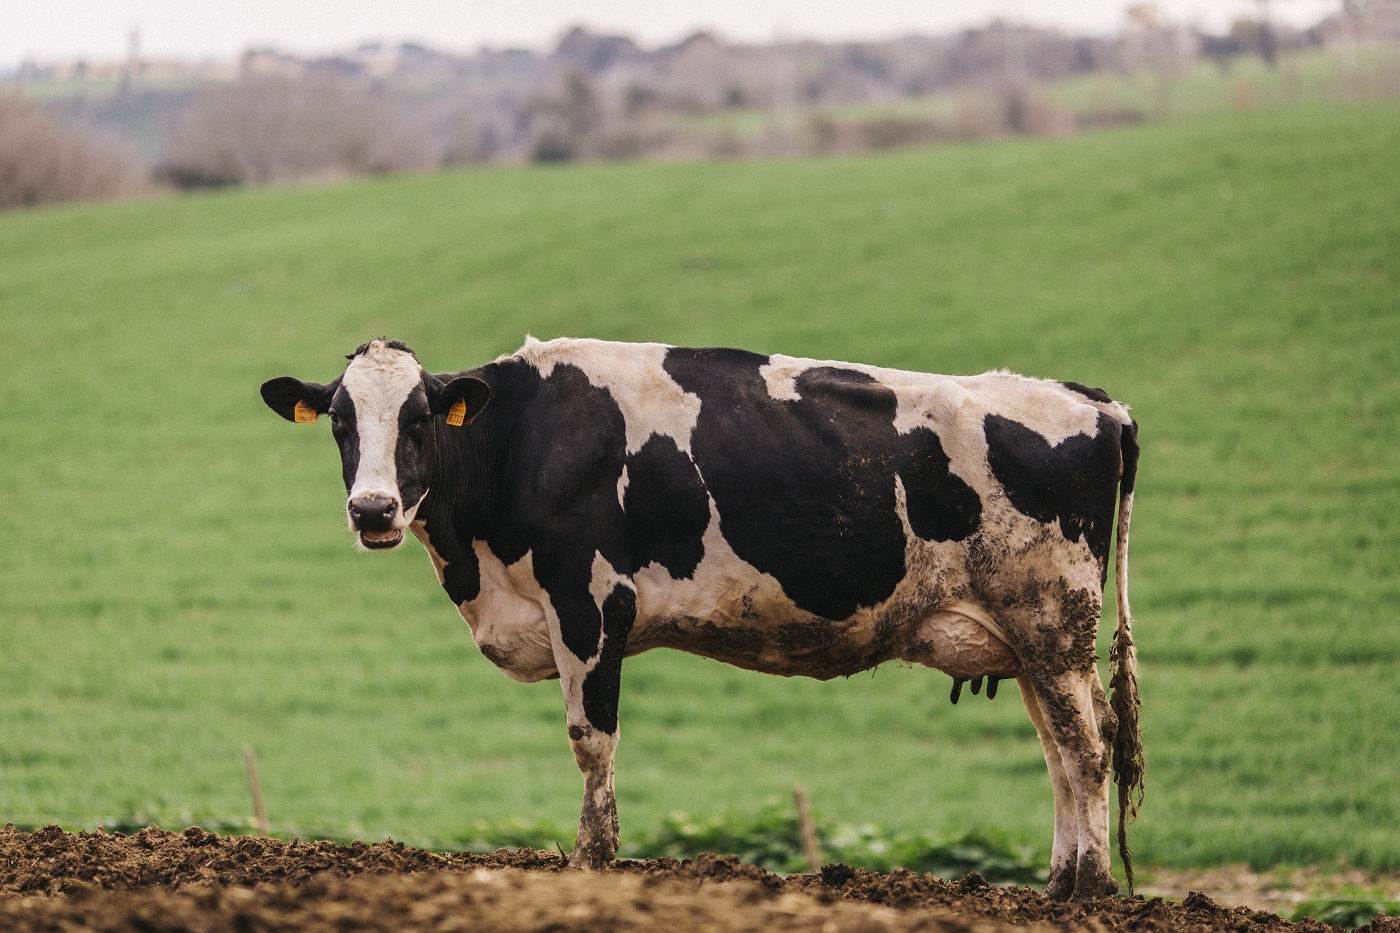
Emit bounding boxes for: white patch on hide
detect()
[508,337,701,454]
[757,360,804,401]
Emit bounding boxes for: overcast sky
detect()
[1,0,1342,68]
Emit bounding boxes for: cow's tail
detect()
[1108,418,1144,893]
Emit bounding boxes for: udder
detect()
[905,610,1022,680]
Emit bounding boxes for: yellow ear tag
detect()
[445,398,469,427]
[293,400,319,423]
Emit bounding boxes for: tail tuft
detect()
[1109,623,1144,890]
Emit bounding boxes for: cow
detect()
[261,336,1143,900]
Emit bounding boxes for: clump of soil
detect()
[0,825,1386,932]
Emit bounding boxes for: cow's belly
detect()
[629,611,891,679]
[629,546,1021,681]
[626,513,1023,679]
[431,529,1020,684]
[627,547,869,678]
[629,603,1019,681]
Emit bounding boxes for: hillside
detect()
[1,102,1397,873]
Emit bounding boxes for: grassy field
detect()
[1,101,1397,878]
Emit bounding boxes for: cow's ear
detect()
[429,374,492,426]
[261,377,335,423]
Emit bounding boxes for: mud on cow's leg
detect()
[1017,675,1079,900]
[1026,664,1119,900]
[998,582,1119,901]
[566,720,619,869]
[554,576,637,870]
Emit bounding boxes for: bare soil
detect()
[0,824,1392,932]
[1140,865,1400,916]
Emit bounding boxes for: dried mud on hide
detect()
[0,825,1381,932]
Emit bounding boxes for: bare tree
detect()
[1256,0,1279,66]
[0,95,143,209]
[527,71,602,161]
[159,74,434,186]
[1123,5,1194,118]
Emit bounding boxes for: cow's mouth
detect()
[359,529,404,549]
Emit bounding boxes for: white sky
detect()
[0,0,1342,68]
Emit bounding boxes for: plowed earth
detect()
[0,825,1392,932]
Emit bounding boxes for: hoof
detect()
[1071,870,1119,900]
[566,856,608,870]
[1043,866,1076,901]
[566,846,615,871]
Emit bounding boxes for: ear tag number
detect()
[293,400,319,423]
[446,398,469,427]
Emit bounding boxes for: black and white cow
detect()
[261,337,1143,900]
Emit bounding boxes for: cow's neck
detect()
[414,358,536,556]
[420,407,505,547]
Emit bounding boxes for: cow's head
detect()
[261,339,490,550]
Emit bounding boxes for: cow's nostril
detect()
[349,496,398,532]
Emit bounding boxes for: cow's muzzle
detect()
[348,495,404,549]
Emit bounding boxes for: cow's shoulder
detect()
[504,337,700,455]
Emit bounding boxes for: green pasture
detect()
[1,102,1397,878]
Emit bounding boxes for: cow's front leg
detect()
[565,712,620,868]
[550,564,637,869]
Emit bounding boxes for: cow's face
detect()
[262,339,490,551]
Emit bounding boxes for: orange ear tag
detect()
[293,400,319,423]
[445,398,470,427]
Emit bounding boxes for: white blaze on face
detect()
[340,341,425,525]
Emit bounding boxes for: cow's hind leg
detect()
[1023,665,1118,899]
[994,578,1118,900]
[1018,675,1080,900]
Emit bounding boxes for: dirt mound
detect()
[0,825,1380,932]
